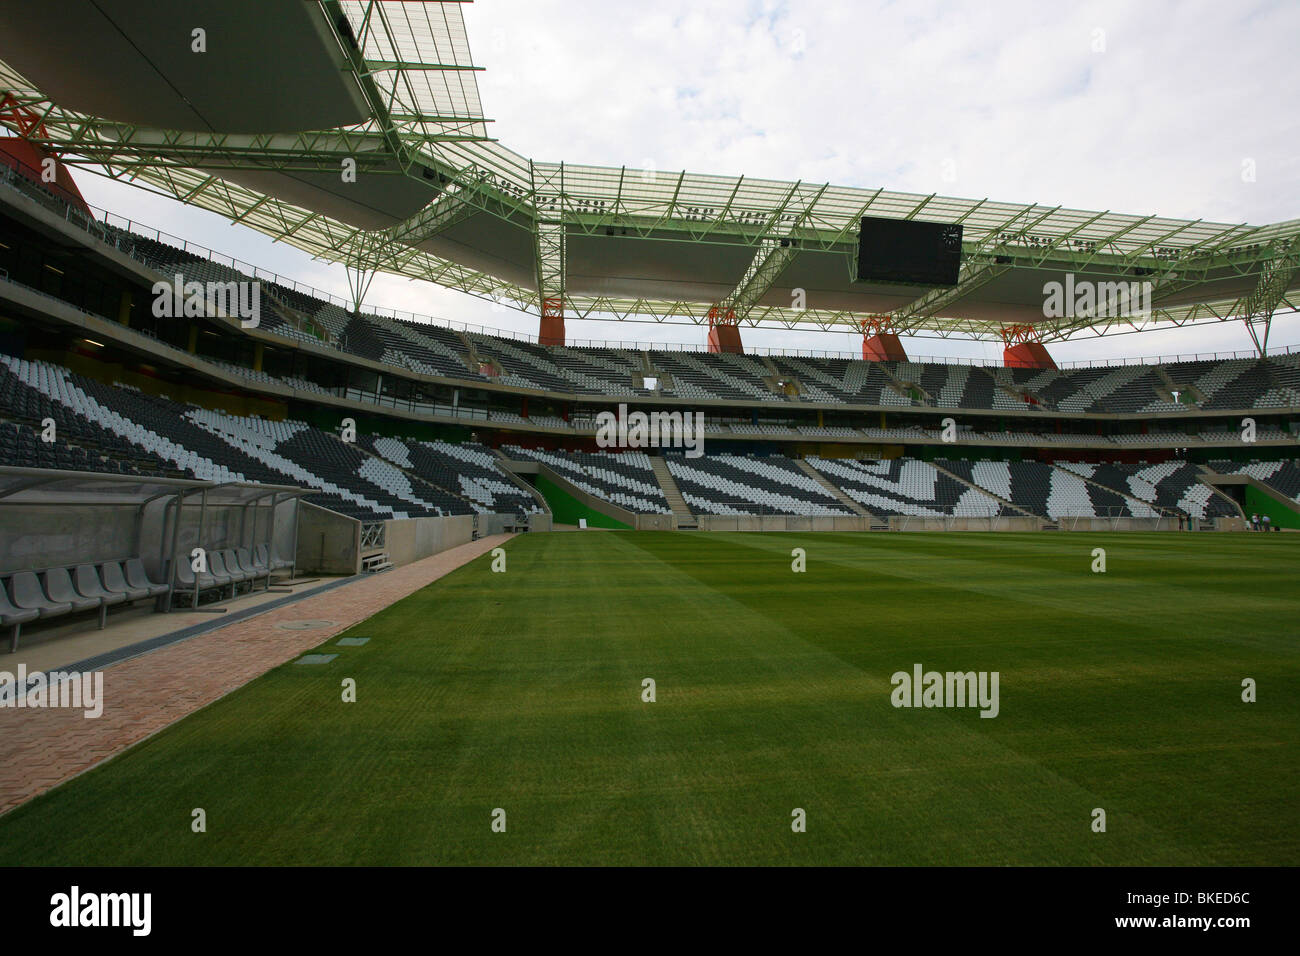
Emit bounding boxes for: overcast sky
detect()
[73,0,1300,363]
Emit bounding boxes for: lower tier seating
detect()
[362,436,543,516]
[1208,459,1300,502]
[1056,460,1236,519]
[806,457,999,517]
[665,452,851,516]
[501,445,672,514]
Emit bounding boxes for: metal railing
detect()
[360,522,386,551]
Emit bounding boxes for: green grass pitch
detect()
[1,531,1296,865]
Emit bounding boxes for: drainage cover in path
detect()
[295,654,338,665]
[276,620,337,631]
[336,637,370,646]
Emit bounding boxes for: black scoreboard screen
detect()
[856,216,963,286]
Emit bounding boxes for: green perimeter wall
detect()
[534,474,631,529]
[1244,485,1300,530]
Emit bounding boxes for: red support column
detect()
[706,305,744,354]
[1000,324,1056,369]
[539,297,565,346]
[860,317,908,361]
[0,94,91,215]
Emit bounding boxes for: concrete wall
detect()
[1215,516,1249,532]
[0,504,139,575]
[382,513,475,567]
[480,512,552,534]
[296,503,361,575]
[887,515,1043,532]
[1055,516,1180,532]
[695,515,873,532]
[635,513,677,530]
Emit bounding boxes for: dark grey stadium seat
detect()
[235,548,268,585]
[99,561,150,602]
[124,559,169,598]
[42,567,105,627]
[73,565,128,615]
[206,551,238,595]
[72,565,126,628]
[0,584,41,653]
[255,543,292,571]
[220,549,253,588]
[248,546,269,572]
[214,550,245,587]
[173,559,223,604]
[8,571,73,622]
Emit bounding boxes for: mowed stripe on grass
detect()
[0,531,1295,865]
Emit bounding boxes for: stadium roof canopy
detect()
[0,0,1297,347]
[0,467,308,507]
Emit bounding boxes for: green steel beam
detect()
[1,0,1298,342]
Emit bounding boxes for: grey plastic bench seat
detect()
[9,571,73,620]
[173,558,230,606]
[256,543,293,571]
[99,561,150,602]
[43,567,106,628]
[74,565,128,607]
[174,561,219,591]
[1,584,41,653]
[206,552,238,594]
[42,568,101,615]
[217,550,249,585]
[124,559,169,598]
[234,548,269,586]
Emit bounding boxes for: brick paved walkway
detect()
[0,534,512,816]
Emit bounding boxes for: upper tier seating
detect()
[550,346,648,397]
[8,189,1292,419]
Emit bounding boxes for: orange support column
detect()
[539,297,565,346]
[707,305,744,354]
[860,317,907,361]
[862,333,908,361]
[1000,324,1056,369]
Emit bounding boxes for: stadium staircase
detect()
[649,455,697,528]
[493,458,552,514]
[456,329,486,375]
[260,288,319,341]
[877,362,926,405]
[795,459,877,519]
[362,552,393,573]
[929,461,1036,518]
[1199,463,1291,525]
